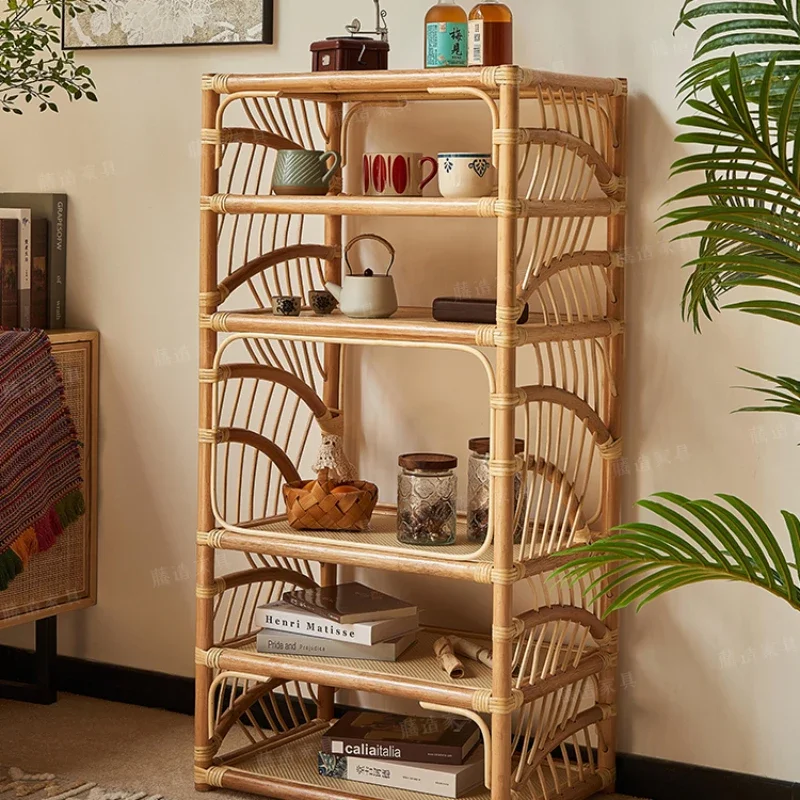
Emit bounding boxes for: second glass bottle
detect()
[468,1,513,67]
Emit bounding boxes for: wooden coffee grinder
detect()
[311,0,390,72]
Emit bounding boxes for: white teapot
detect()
[326,234,399,319]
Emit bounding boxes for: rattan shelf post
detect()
[196,84,221,792]
[597,90,628,791]
[195,66,628,800]
[490,76,521,800]
[318,99,344,724]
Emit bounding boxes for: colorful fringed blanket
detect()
[0,330,84,591]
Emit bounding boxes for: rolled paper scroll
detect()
[449,635,493,668]
[434,635,494,679]
[434,636,466,679]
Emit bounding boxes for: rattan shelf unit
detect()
[196,66,627,800]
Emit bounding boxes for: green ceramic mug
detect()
[272,149,342,196]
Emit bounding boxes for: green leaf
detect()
[553,494,800,614]
[0,0,102,114]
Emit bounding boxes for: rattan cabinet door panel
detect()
[0,332,98,630]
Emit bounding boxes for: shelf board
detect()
[217,725,493,800]
[204,67,626,101]
[202,512,588,584]
[208,725,604,800]
[210,628,607,713]
[201,194,622,220]
[206,307,621,348]
[217,629,490,711]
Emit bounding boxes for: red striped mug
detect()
[363,152,439,197]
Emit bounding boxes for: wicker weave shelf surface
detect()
[218,725,494,799]
[206,307,621,347]
[204,511,586,584]
[209,628,608,711]
[202,195,623,220]
[212,725,602,800]
[217,629,492,707]
[205,67,626,99]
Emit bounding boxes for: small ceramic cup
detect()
[309,290,338,316]
[272,296,302,317]
[438,153,495,198]
[363,152,439,197]
[272,149,342,196]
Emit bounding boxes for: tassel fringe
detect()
[34,507,60,551]
[0,489,85,592]
[56,490,85,529]
[0,549,23,592]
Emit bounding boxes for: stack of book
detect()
[255,582,419,661]
[318,710,483,798]
[0,193,68,330]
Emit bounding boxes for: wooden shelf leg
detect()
[597,90,628,794]
[491,77,521,800]
[316,100,345,724]
[196,80,221,792]
[0,616,58,705]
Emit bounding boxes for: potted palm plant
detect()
[557,0,800,614]
[1,0,102,114]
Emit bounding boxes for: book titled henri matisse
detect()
[254,602,418,646]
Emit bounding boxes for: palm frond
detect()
[664,56,800,329]
[553,493,800,616]
[676,0,800,109]
[736,368,800,416]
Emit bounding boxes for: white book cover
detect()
[318,748,484,799]
[255,601,419,646]
[0,208,31,328]
[256,629,417,661]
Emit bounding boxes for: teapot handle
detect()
[344,233,396,276]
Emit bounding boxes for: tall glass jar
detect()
[468,0,513,67]
[397,453,458,546]
[467,437,526,543]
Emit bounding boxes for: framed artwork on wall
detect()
[62,0,274,50]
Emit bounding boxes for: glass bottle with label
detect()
[468,1,513,67]
[425,0,468,69]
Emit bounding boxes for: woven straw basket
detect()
[283,470,379,531]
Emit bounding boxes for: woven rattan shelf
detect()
[204,307,622,347]
[203,66,625,98]
[200,724,607,800]
[196,67,627,800]
[201,510,598,584]
[202,628,611,713]
[201,195,624,220]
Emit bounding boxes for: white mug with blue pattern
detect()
[438,152,495,198]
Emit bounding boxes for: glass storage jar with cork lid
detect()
[467,437,527,543]
[397,453,458,546]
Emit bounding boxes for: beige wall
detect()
[2,0,799,783]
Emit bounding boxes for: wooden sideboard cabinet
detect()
[0,329,99,702]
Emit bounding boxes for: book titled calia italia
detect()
[318,747,484,799]
[255,602,419,646]
[321,711,481,766]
